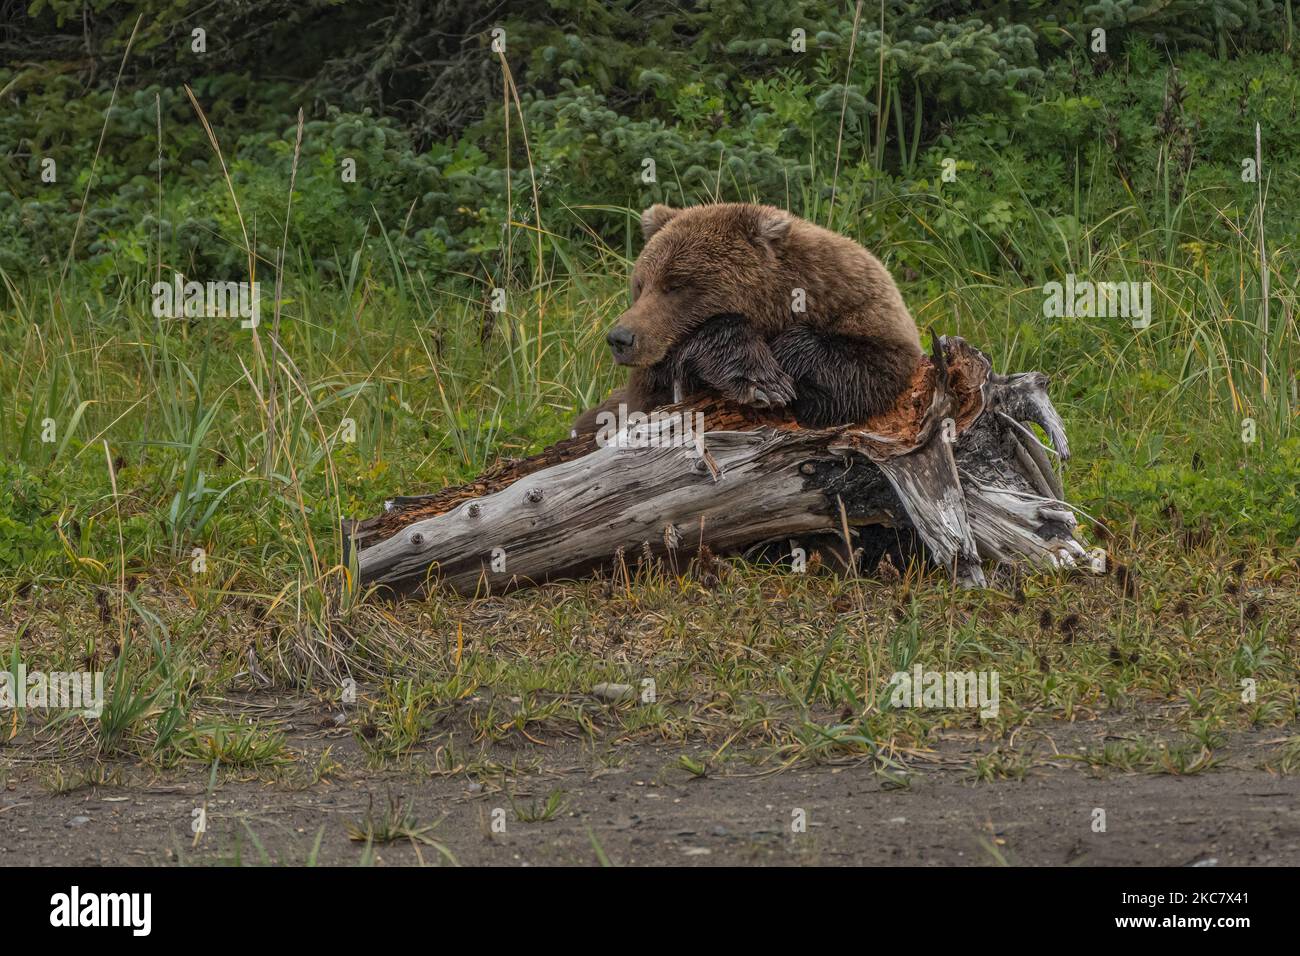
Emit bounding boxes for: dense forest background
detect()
[3,1,1295,281]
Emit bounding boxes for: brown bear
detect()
[572,202,922,434]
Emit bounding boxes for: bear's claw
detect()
[725,372,796,409]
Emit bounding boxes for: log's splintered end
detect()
[928,328,949,384]
[341,520,353,568]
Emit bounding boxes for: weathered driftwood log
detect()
[347,336,1087,595]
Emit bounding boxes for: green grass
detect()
[0,93,1296,783]
[3,523,1296,781]
[345,793,457,865]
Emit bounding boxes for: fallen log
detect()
[347,336,1088,595]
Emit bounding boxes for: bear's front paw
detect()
[723,368,797,409]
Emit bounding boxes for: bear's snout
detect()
[606,325,637,363]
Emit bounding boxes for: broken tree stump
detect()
[347,336,1087,595]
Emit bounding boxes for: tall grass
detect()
[0,75,1295,700]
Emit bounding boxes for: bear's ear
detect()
[641,204,678,241]
[755,209,793,246]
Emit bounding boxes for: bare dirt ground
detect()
[3,699,1296,867]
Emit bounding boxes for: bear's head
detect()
[605,203,792,367]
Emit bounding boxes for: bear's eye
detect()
[631,277,643,301]
[662,278,691,294]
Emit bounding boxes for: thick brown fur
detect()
[573,202,922,432]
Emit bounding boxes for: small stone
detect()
[592,682,635,703]
[67,816,91,828]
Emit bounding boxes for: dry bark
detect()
[347,336,1086,594]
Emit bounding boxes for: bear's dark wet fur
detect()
[767,326,917,426]
[669,315,918,427]
[610,314,915,429]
